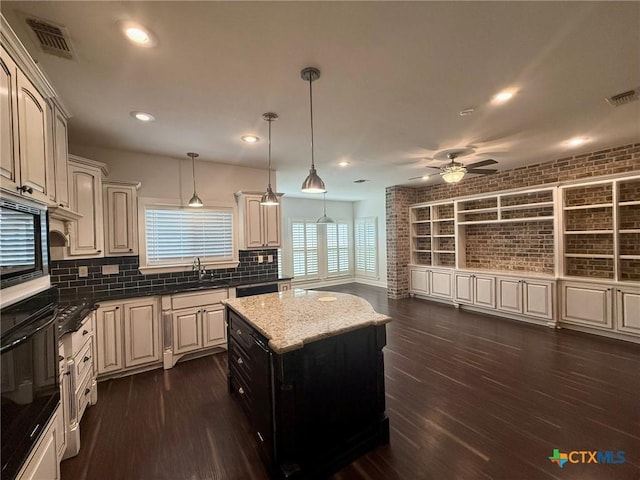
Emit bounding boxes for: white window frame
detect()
[138,197,239,274]
[326,221,352,278]
[355,216,378,279]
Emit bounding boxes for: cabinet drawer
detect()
[172,290,227,310]
[69,314,93,355]
[76,369,93,421]
[72,339,93,385]
[229,338,254,383]
[228,311,257,351]
[229,370,254,416]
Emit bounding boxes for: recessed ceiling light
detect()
[459,108,475,116]
[421,175,430,180]
[241,135,260,144]
[130,111,155,122]
[121,21,156,47]
[565,136,590,147]
[338,161,350,167]
[492,89,517,104]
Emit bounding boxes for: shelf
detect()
[433,250,455,254]
[620,255,640,260]
[458,216,555,225]
[413,235,431,238]
[432,218,454,222]
[499,201,554,211]
[457,207,498,214]
[563,254,614,259]
[619,201,640,206]
[413,249,431,253]
[433,234,455,238]
[619,229,640,234]
[563,203,613,210]
[563,230,614,235]
[411,220,431,224]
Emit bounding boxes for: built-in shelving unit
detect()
[409,202,455,267]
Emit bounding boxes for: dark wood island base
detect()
[226,307,389,479]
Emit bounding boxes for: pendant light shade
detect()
[300,67,326,193]
[260,113,280,206]
[187,152,203,207]
[317,192,335,224]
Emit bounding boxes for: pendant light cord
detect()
[191,153,197,193]
[268,117,272,187]
[309,75,315,169]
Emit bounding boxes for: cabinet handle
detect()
[64,371,71,376]
[237,357,244,365]
[115,306,120,310]
[58,355,65,362]
[97,250,102,253]
[236,329,242,336]
[128,248,133,252]
[84,388,91,395]
[83,356,90,363]
[257,431,264,442]
[238,387,245,395]
[203,309,207,313]
[82,329,89,336]
[607,288,611,291]
[18,185,33,194]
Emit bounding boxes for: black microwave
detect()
[0,196,49,289]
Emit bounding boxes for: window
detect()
[355,217,377,278]
[144,206,234,267]
[326,222,350,276]
[291,220,318,279]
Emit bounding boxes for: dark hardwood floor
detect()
[61,284,640,480]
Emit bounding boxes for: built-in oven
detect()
[0,196,49,290]
[1,287,59,480]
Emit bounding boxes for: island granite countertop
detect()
[222,289,391,354]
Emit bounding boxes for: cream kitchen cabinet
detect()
[163,289,228,368]
[1,45,50,204]
[16,407,61,480]
[95,297,161,377]
[560,281,640,338]
[68,155,108,258]
[496,276,554,321]
[454,272,495,309]
[409,266,453,300]
[46,102,70,208]
[103,181,140,256]
[236,192,282,249]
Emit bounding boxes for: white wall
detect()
[280,196,355,285]
[354,189,387,288]
[69,145,270,203]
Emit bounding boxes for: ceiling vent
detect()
[25,17,74,59]
[605,88,639,107]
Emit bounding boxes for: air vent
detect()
[353,179,370,184]
[605,88,639,107]
[26,18,73,59]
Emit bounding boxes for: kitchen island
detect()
[222,289,391,479]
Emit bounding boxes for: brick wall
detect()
[385,143,640,298]
[50,249,278,299]
[385,187,416,298]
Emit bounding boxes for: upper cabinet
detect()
[103,181,140,256]
[68,155,108,258]
[47,102,70,208]
[0,44,50,203]
[236,192,282,249]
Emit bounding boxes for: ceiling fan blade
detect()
[424,166,443,170]
[465,159,498,169]
[466,168,498,175]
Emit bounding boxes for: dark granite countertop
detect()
[57,275,292,337]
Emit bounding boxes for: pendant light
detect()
[260,112,279,205]
[317,192,335,224]
[187,152,203,207]
[300,67,326,193]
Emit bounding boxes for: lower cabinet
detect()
[95,297,161,377]
[17,407,61,480]
[164,289,228,368]
[454,272,495,308]
[409,267,452,300]
[560,281,640,338]
[496,276,554,320]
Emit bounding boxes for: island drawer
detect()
[229,338,254,381]
[228,310,260,350]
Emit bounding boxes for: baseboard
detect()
[293,277,356,289]
[355,277,387,288]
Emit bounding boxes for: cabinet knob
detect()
[607,288,611,291]
[236,329,242,336]
[58,355,65,362]
[83,356,90,363]
[203,309,207,313]
[97,250,102,253]
[18,185,33,194]
[237,357,244,365]
[238,387,245,395]
[128,249,133,252]
[84,388,91,395]
[82,329,89,336]
[115,306,120,310]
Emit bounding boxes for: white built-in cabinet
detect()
[103,181,140,256]
[95,297,161,377]
[164,289,228,368]
[68,156,108,258]
[236,192,282,249]
[496,276,554,320]
[46,102,70,208]
[409,266,452,300]
[454,272,496,309]
[0,44,50,203]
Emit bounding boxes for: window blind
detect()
[355,217,377,277]
[326,222,350,276]
[145,207,233,265]
[0,207,36,270]
[291,220,318,279]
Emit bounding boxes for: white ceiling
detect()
[3,1,639,200]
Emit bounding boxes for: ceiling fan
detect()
[409,151,498,183]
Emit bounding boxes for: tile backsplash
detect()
[50,249,278,298]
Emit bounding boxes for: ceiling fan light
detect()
[188,193,204,207]
[441,165,467,183]
[260,186,279,206]
[301,166,326,193]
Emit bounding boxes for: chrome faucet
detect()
[192,257,206,281]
